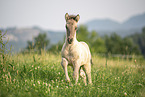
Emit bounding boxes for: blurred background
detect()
[1,0,145,58]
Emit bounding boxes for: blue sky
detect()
[0,0,145,31]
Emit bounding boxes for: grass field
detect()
[0,52,145,97]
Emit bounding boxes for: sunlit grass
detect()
[0,52,145,97]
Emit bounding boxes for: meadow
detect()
[0,52,145,97]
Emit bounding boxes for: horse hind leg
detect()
[79,67,87,85]
[83,63,92,84]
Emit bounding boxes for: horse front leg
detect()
[73,62,80,85]
[61,58,70,83]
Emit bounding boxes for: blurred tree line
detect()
[25,33,49,54]
[25,25,145,57]
[129,27,145,57]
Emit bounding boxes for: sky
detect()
[0,0,145,31]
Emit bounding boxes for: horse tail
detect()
[91,58,93,65]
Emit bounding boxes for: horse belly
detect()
[80,42,91,65]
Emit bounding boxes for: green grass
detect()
[0,52,145,97]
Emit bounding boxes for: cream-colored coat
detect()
[61,13,92,85]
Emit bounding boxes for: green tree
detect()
[26,40,34,50]
[77,25,89,43]
[77,25,106,53]
[34,33,49,51]
[105,33,140,55]
[26,33,50,53]
[129,27,145,57]
[138,27,145,56]
[91,37,106,53]
[48,41,63,53]
[122,37,140,55]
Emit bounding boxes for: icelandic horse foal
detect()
[61,13,92,85]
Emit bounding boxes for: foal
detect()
[61,13,92,85]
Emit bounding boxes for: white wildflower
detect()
[124,92,127,96]
[38,81,40,84]
[51,80,54,83]
[134,59,136,63]
[45,83,48,86]
[66,86,68,88]
[49,84,51,87]
[13,79,16,83]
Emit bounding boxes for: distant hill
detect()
[1,12,145,53]
[122,13,145,29]
[2,27,65,52]
[86,12,145,37]
[86,19,121,31]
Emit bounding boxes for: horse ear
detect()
[75,14,80,22]
[65,13,69,21]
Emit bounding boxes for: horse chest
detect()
[62,46,80,64]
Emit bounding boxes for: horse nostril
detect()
[67,38,73,44]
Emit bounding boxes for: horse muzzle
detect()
[67,38,73,44]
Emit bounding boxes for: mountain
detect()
[2,12,145,53]
[2,27,65,52]
[122,13,145,29]
[86,19,121,31]
[86,12,145,37]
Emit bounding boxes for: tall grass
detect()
[0,51,145,97]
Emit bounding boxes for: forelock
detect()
[68,15,76,20]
